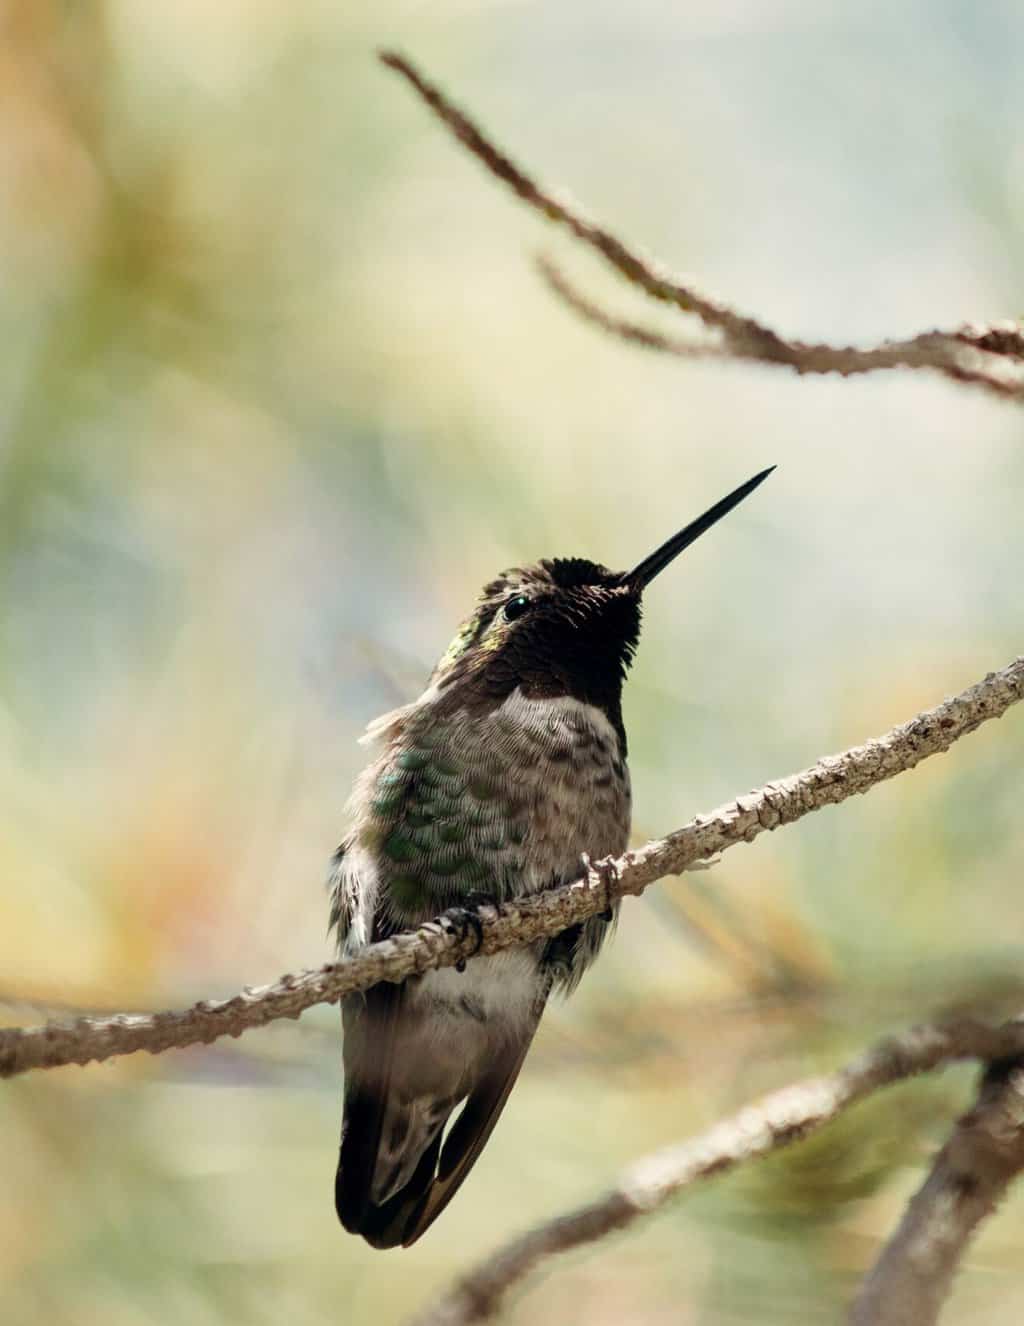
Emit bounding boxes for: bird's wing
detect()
[335,974,404,1238]
[334,713,550,1248]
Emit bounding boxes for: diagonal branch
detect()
[380,51,1024,401]
[538,258,1024,395]
[409,1021,1024,1326]
[1,653,1021,1080]
[849,1050,1024,1326]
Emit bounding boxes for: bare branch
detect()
[409,1021,1024,1326]
[0,654,1021,1079]
[538,259,1024,397]
[536,257,734,362]
[849,1051,1024,1326]
[381,51,1024,401]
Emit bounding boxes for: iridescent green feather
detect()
[367,717,523,918]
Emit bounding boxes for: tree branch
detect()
[0,654,1021,1079]
[538,258,1024,396]
[536,257,735,362]
[849,1050,1024,1326]
[380,51,1024,401]
[409,1022,1024,1326]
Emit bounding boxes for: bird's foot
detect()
[440,905,487,972]
[581,853,620,923]
[465,888,503,914]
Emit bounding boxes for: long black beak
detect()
[624,466,775,589]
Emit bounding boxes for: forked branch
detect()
[380,51,1024,401]
[4,47,1024,1326]
[411,1022,1024,1326]
[850,1052,1024,1326]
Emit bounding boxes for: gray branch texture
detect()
[7,51,1024,1326]
[850,1055,1024,1326]
[414,1021,1024,1326]
[2,653,1021,1080]
[4,653,1022,1326]
[380,51,1024,402]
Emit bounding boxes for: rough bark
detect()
[411,1024,1024,1326]
[1,653,1021,1079]
[850,1054,1024,1326]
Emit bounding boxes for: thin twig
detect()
[409,1021,1024,1326]
[380,51,1024,400]
[849,1051,1024,1326]
[538,258,1024,396]
[536,257,734,361]
[1,654,1021,1079]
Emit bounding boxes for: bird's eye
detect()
[503,594,531,622]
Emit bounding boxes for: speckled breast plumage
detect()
[331,686,631,987]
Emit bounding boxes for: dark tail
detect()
[335,982,414,1248]
[336,1110,444,1249]
[336,981,450,1249]
[335,981,540,1249]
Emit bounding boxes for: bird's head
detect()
[430,467,774,742]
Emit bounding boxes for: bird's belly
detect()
[378,947,542,1109]
[410,945,543,1050]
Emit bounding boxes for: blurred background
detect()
[2,1,1023,1322]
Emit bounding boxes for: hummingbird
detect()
[329,467,773,1249]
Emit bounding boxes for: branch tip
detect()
[384,52,1024,401]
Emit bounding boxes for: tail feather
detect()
[336,1127,444,1249]
[336,977,547,1249]
[399,1034,534,1247]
